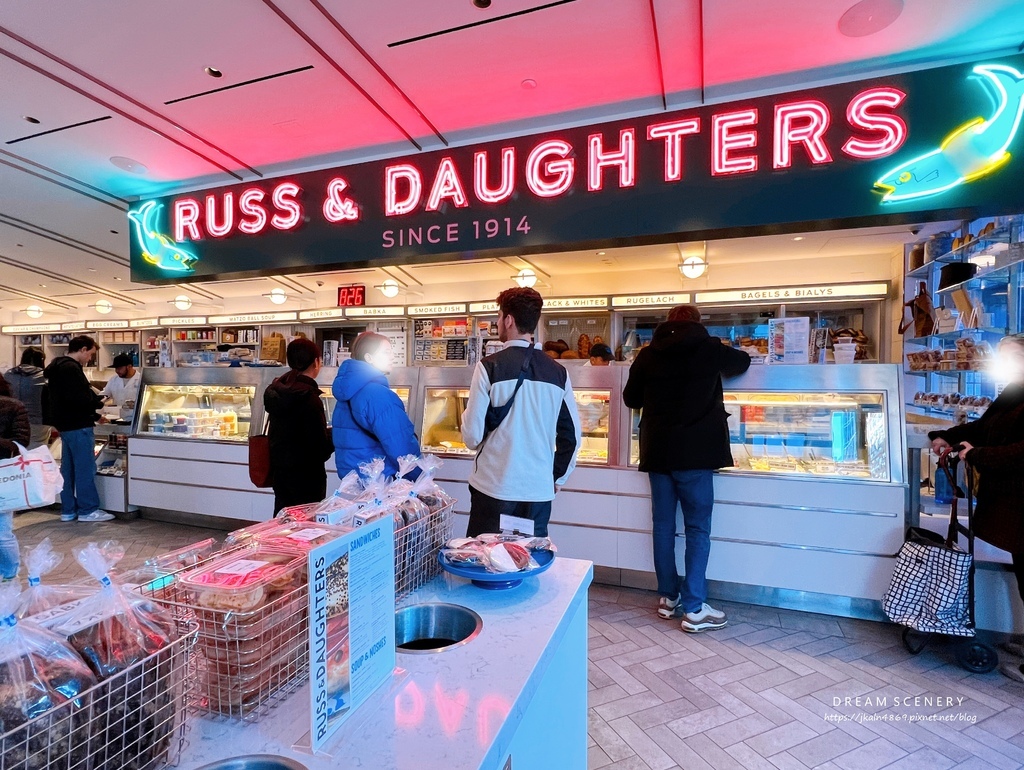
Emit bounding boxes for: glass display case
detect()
[318,386,410,426]
[136,383,255,441]
[421,387,474,456]
[575,389,611,465]
[628,365,903,484]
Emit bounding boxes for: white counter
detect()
[178,557,593,770]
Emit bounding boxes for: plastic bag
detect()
[52,542,177,678]
[15,538,95,620]
[358,458,389,489]
[0,582,96,770]
[414,455,453,512]
[441,535,542,573]
[47,542,179,769]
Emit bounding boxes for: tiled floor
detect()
[588,585,1024,770]
[9,511,1024,769]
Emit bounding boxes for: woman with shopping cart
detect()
[930,333,1024,683]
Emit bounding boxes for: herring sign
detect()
[129,55,1024,284]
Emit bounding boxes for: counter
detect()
[177,557,593,770]
[126,366,421,521]
[423,364,910,624]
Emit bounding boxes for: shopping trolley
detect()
[883,446,999,673]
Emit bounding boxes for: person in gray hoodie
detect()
[4,347,50,448]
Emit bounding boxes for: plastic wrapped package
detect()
[0,583,97,770]
[413,454,455,513]
[178,544,306,614]
[14,538,95,620]
[239,519,351,552]
[44,542,180,770]
[441,535,543,574]
[118,538,218,600]
[357,457,389,489]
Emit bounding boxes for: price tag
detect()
[499,514,535,536]
[215,558,269,576]
[286,528,332,542]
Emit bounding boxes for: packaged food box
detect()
[236,520,351,552]
[178,545,306,614]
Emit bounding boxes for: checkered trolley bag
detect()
[882,448,999,673]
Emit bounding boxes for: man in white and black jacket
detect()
[462,287,582,537]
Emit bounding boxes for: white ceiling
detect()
[1,0,1022,320]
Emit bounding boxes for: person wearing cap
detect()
[587,343,614,366]
[100,354,142,423]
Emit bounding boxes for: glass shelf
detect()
[906,230,1013,279]
[904,368,989,378]
[935,255,1024,295]
[905,327,1007,344]
[907,403,985,419]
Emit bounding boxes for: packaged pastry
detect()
[178,544,306,612]
[14,538,95,620]
[0,583,97,770]
[241,519,351,552]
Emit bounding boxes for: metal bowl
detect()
[395,602,483,654]
[194,756,308,770]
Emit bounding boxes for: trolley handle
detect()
[936,445,976,549]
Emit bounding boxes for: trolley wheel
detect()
[902,627,927,655]
[954,640,999,674]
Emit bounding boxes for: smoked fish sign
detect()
[130,55,1024,284]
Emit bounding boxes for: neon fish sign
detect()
[127,201,198,273]
[874,64,1024,203]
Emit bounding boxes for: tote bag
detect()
[0,443,63,511]
[248,434,272,488]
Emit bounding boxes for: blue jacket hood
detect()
[333,358,387,402]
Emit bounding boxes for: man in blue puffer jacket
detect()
[332,331,420,478]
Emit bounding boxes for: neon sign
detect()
[130,55,1024,284]
[874,65,1024,203]
[128,201,198,273]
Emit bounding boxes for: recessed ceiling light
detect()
[113,276,122,281]
[838,0,903,37]
[597,251,606,256]
[110,229,119,235]
[472,0,492,8]
[204,66,223,78]
[109,156,148,175]
[521,78,537,90]
[22,115,40,124]
[16,243,23,247]
[88,268,97,272]
[792,236,804,241]
[38,284,46,288]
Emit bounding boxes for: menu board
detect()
[768,318,811,364]
[308,517,396,752]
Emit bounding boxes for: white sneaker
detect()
[658,595,682,619]
[680,603,728,633]
[78,511,116,522]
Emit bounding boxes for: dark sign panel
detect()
[130,55,1024,284]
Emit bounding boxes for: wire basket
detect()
[0,622,197,770]
[395,499,455,603]
[140,567,309,723]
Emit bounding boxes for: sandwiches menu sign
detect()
[130,55,1024,284]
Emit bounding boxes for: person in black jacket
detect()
[928,334,1024,682]
[44,336,112,523]
[623,305,751,633]
[264,338,334,514]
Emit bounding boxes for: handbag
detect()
[898,281,935,338]
[0,443,63,511]
[882,449,974,636]
[248,434,273,488]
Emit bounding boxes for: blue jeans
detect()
[60,427,100,518]
[0,511,17,580]
[649,470,715,613]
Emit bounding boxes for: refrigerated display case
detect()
[417,365,618,465]
[136,383,255,442]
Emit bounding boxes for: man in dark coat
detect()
[44,335,112,522]
[623,305,750,632]
[264,338,335,514]
[930,333,1024,682]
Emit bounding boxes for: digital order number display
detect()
[337,285,367,307]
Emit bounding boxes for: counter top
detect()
[178,557,593,770]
